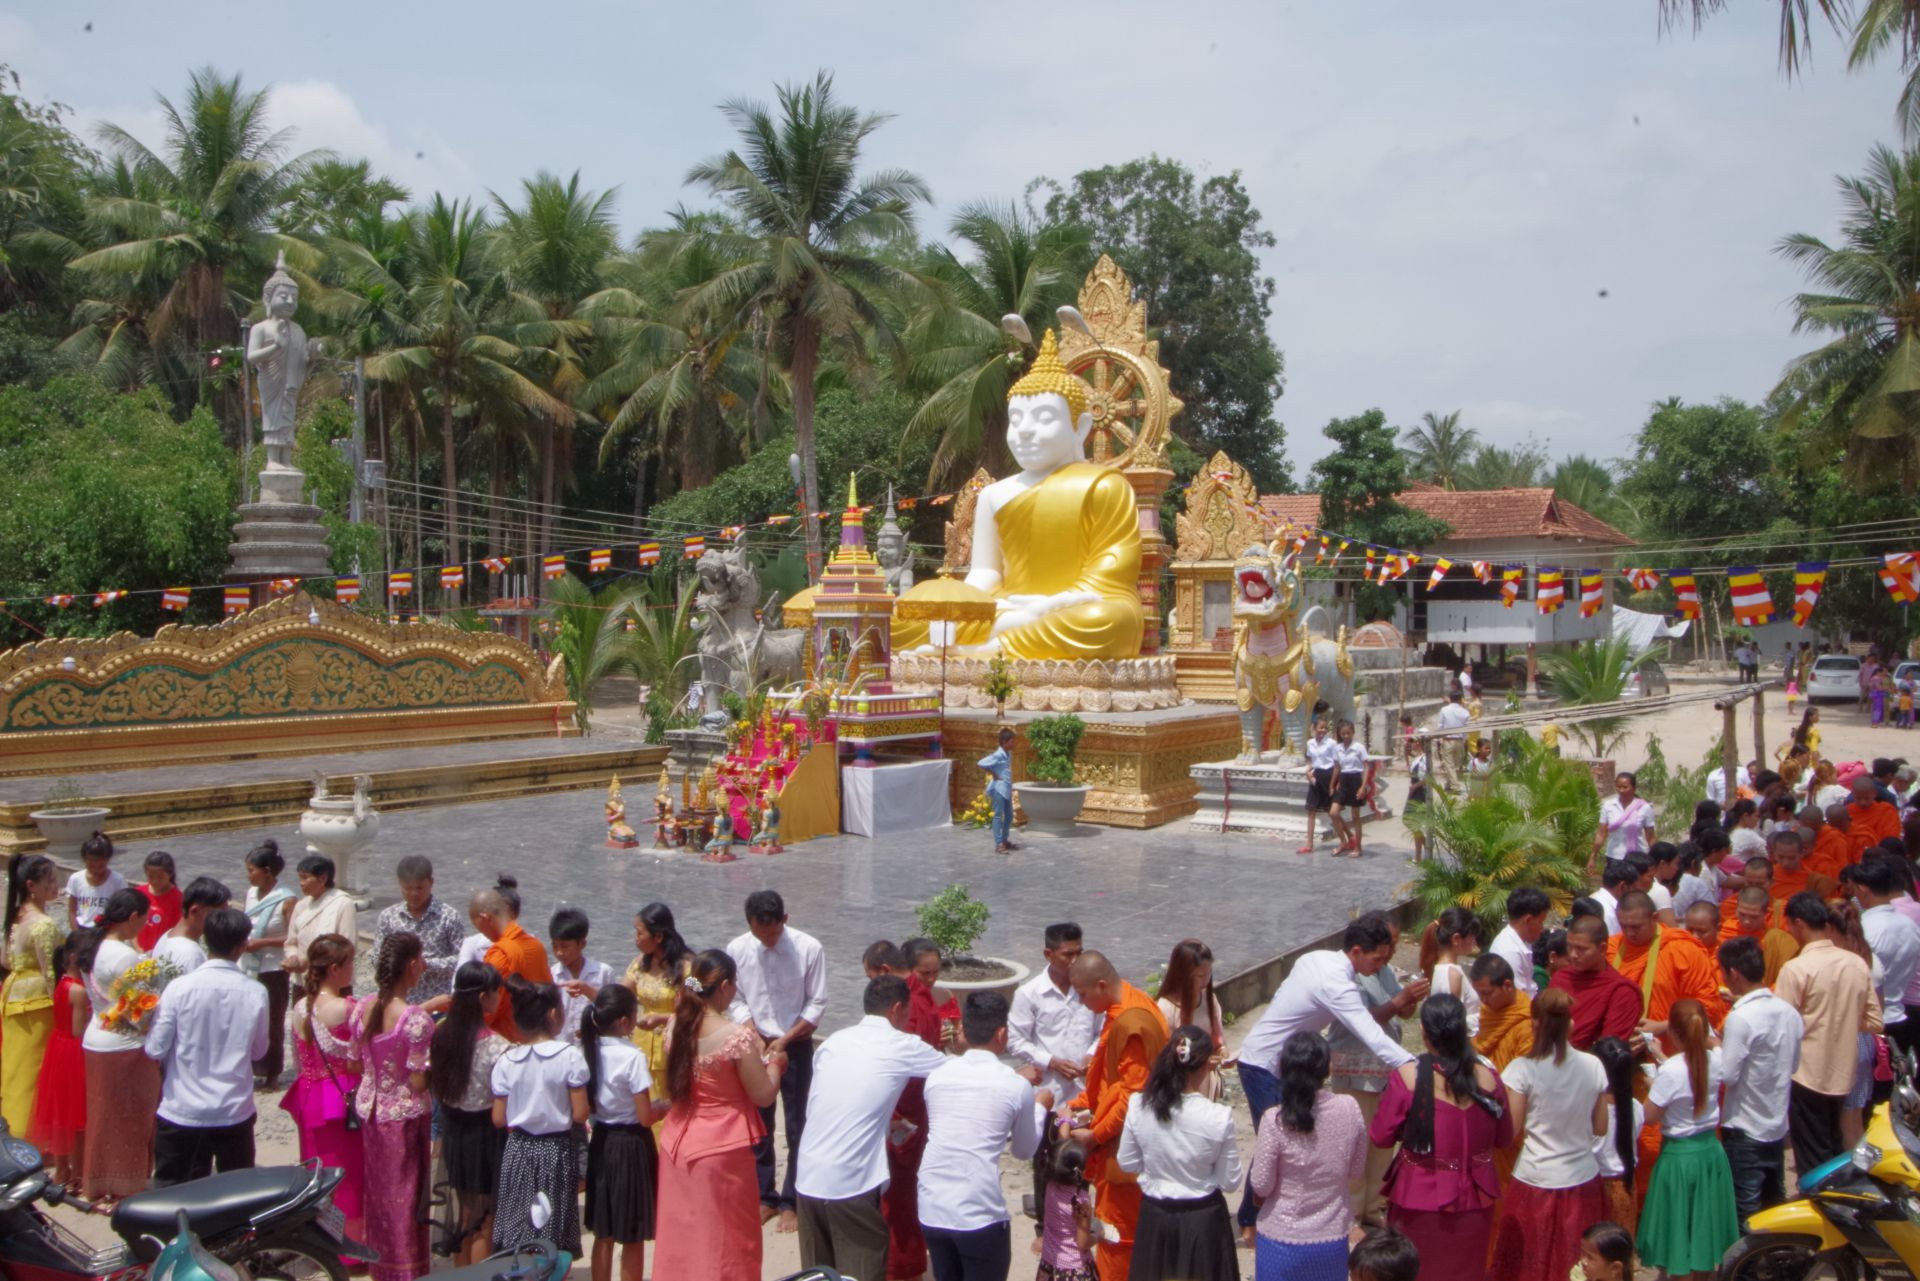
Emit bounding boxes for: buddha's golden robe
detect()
[893,461,1143,659]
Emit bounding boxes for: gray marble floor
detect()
[141,790,1415,1033]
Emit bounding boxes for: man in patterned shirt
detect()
[371,855,463,1004]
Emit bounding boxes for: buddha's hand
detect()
[990,591,1100,636]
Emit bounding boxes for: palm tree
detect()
[546,573,639,734]
[1774,143,1920,492]
[902,201,1089,487]
[1400,411,1479,489]
[1457,441,1547,490]
[685,71,929,573]
[1547,454,1638,531]
[282,158,408,238]
[628,576,701,714]
[1535,636,1654,758]
[66,68,322,405]
[367,195,569,568]
[491,171,619,551]
[583,211,774,500]
[1405,790,1586,939]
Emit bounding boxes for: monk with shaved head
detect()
[1547,916,1642,1050]
[1065,950,1167,1280]
[469,875,550,1040]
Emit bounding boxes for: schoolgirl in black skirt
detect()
[490,978,590,1254]
[427,961,510,1266]
[580,985,660,1281]
[1300,719,1340,855]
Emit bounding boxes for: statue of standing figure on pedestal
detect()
[877,486,914,597]
[248,252,312,474]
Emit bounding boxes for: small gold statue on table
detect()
[604,776,640,848]
[701,819,738,863]
[652,769,674,849]
[751,790,783,854]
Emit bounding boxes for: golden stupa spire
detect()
[1007,329,1091,420]
[847,472,858,509]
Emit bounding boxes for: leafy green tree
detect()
[1457,441,1547,490]
[1617,397,1774,557]
[65,68,321,414]
[1773,144,1920,492]
[685,71,929,573]
[0,377,233,644]
[1309,410,1449,620]
[1400,410,1479,490]
[282,158,408,238]
[901,201,1088,487]
[1548,454,1638,533]
[1040,156,1289,490]
[0,65,91,323]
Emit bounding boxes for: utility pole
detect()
[350,355,367,524]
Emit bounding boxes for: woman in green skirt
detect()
[1637,999,1739,1280]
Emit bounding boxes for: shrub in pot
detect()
[1015,714,1090,830]
[913,884,1028,998]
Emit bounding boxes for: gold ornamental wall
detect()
[0,594,576,774]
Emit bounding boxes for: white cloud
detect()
[267,79,475,202]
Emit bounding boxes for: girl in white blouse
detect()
[1117,1025,1241,1281]
[490,979,590,1255]
[579,985,660,1281]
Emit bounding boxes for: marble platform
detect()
[1189,759,1314,836]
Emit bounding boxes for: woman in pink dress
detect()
[652,950,784,1281]
[1368,993,1513,1281]
[352,933,436,1281]
[279,934,365,1247]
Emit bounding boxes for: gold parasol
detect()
[781,584,819,629]
[895,570,999,735]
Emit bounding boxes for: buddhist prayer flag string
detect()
[588,548,611,572]
[440,565,465,590]
[1793,562,1828,627]
[161,587,191,612]
[92,590,124,607]
[334,578,360,604]
[637,542,660,566]
[1364,548,1376,582]
[1883,552,1920,604]
[388,571,413,598]
[1579,571,1605,618]
[44,594,72,608]
[222,586,249,615]
[1670,569,1701,620]
[542,554,566,581]
[483,556,510,574]
[1627,567,1661,592]
[1470,560,1491,584]
[1501,567,1524,608]
[1536,570,1566,615]
[1728,566,1775,626]
[683,535,706,559]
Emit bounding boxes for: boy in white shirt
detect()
[66,833,125,930]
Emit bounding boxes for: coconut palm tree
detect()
[1400,411,1479,489]
[1405,790,1586,939]
[685,71,929,573]
[65,68,322,405]
[1457,441,1547,490]
[901,201,1089,487]
[545,573,640,734]
[1535,635,1654,758]
[1774,143,1920,493]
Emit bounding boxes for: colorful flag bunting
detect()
[483,556,510,574]
[929,494,955,507]
[1579,571,1605,618]
[1536,570,1566,615]
[388,571,413,598]
[637,542,660,566]
[269,578,298,595]
[1883,552,1920,604]
[223,586,250,615]
[542,555,566,581]
[440,565,465,590]
[1427,557,1453,590]
[684,535,706,559]
[161,587,191,612]
[1316,536,1330,564]
[1470,560,1491,584]
[93,590,124,607]
[1728,566,1775,626]
[1364,548,1376,581]
[1792,562,1828,627]
[45,593,73,608]
[589,548,611,573]
[1501,567,1523,608]
[1670,569,1700,620]
[1626,568,1661,592]
[720,525,744,541]
[335,578,360,604]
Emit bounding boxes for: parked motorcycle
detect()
[1721,1050,1920,1280]
[0,1118,371,1281]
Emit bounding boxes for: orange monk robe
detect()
[1769,868,1838,922]
[1068,982,1169,1281]
[485,920,553,1041]
[1808,825,1854,878]
[1719,918,1802,987]
[1476,989,1533,1248]
[1607,928,1728,1031]
[1849,800,1901,858]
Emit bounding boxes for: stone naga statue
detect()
[692,544,806,703]
[1231,542,1357,764]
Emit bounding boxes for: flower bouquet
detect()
[98,955,182,1038]
[958,792,994,829]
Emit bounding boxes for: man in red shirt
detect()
[1549,917,1641,1050]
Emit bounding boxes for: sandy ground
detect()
[36,676,1910,1280]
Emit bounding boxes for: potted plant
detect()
[982,656,1018,718]
[913,884,1030,1001]
[29,780,112,859]
[1013,713,1090,831]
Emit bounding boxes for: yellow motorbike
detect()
[1723,1054,1920,1281]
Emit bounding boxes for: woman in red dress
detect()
[30,935,90,1192]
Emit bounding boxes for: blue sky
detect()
[2,2,1906,477]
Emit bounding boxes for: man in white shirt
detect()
[1234,917,1413,1231]
[1006,922,1103,1104]
[726,889,828,1228]
[1431,691,1472,790]
[918,990,1047,1281]
[1707,761,1753,809]
[795,976,947,1281]
[145,907,270,1185]
[151,875,230,974]
[1851,858,1920,1059]
[1589,860,1639,936]
[1489,886,1549,997]
[1716,935,1804,1224]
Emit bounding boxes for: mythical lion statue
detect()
[1232,542,1358,764]
[693,545,806,708]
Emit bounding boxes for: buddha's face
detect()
[1007,392,1089,474]
[266,281,298,319]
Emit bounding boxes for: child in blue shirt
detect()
[977,727,1017,854]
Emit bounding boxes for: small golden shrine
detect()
[1169,452,1274,702]
[812,476,896,688]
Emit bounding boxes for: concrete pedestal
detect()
[663,728,730,785]
[227,466,334,583]
[1188,759,1313,837]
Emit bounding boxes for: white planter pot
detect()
[28,807,112,859]
[300,798,381,904]
[938,957,1032,1005]
[1014,782,1090,832]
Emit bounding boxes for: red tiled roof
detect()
[1256,487,1632,548]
